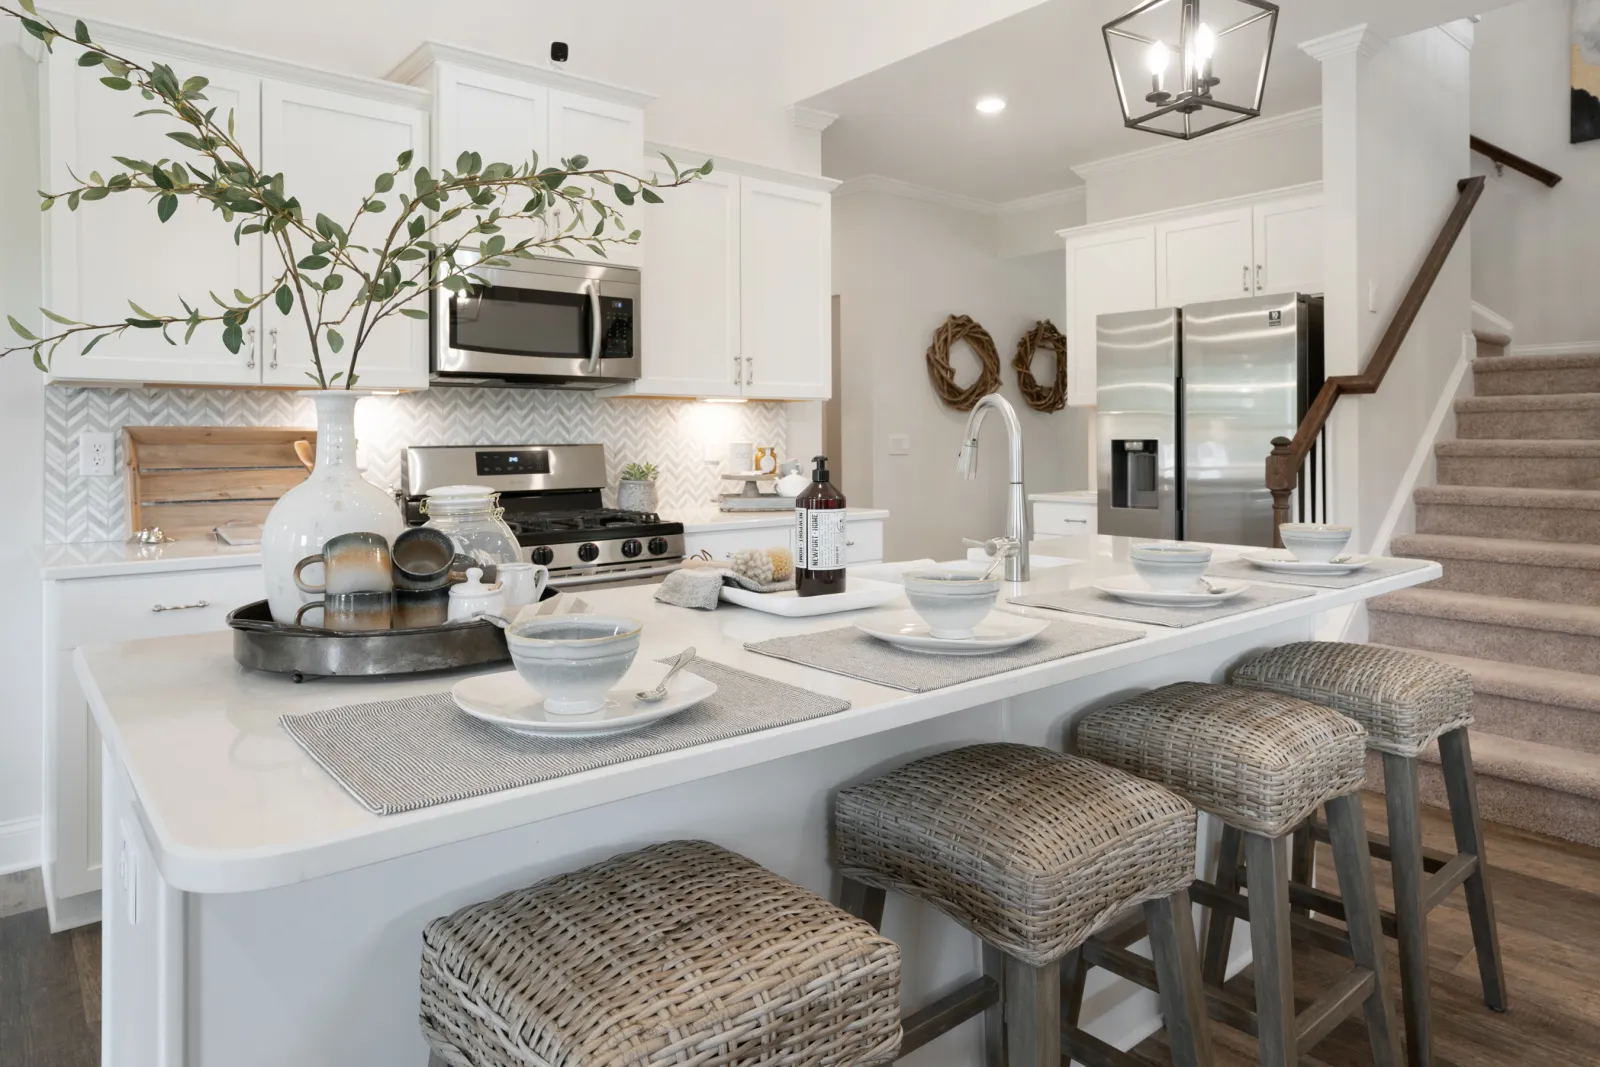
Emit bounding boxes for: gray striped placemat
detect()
[1008,581,1314,628]
[1206,555,1433,589]
[279,657,849,815]
[743,619,1142,693]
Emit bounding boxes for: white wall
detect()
[995,189,1086,259]
[1472,0,1600,347]
[833,190,1089,563]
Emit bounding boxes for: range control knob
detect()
[577,542,601,563]
[530,546,554,566]
[621,538,643,558]
[648,536,670,556]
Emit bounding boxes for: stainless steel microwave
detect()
[430,258,640,388]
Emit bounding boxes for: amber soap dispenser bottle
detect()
[794,455,847,597]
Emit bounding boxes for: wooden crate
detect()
[123,426,316,540]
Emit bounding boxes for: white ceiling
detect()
[801,0,1492,203]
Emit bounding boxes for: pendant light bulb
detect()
[1191,23,1216,71]
[1145,41,1172,76]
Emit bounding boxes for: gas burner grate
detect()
[504,509,665,535]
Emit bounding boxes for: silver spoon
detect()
[1199,577,1229,595]
[639,647,696,703]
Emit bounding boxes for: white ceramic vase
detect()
[262,390,406,623]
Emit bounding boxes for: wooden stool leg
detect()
[1290,821,1316,916]
[839,876,886,931]
[1327,791,1403,1067]
[1438,727,1508,1012]
[1383,752,1432,1067]
[1003,955,1060,1067]
[1243,831,1296,1067]
[983,943,1007,1067]
[1061,943,1087,1028]
[1145,889,1216,1067]
[1201,822,1245,986]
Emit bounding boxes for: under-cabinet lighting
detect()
[703,397,748,404]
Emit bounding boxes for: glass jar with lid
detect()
[421,484,523,567]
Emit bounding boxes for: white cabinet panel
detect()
[44,52,262,385]
[432,65,548,250]
[1254,194,1324,296]
[1033,501,1097,538]
[1155,206,1254,307]
[260,82,428,389]
[634,167,742,397]
[548,90,646,267]
[739,178,831,401]
[1065,226,1156,407]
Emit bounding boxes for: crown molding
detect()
[1071,106,1321,181]
[787,105,839,132]
[1438,20,1475,51]
[645,141,838,192]
[996,185,1086,216]
[1299,24,1386,62]
[388,41,655,108]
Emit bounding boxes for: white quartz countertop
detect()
[671,506,890,533]
[1029,490,1097,504]
[78,534,1438,895]
[39,538,264,580]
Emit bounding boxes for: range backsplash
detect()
[43,385,788,544]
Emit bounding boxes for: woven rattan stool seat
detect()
[833,743,1196,967]
[1232,640,1474,757]
[1076,681,1368,837]
[419,840,902,1067]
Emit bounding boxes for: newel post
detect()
[1265,436,1296,548]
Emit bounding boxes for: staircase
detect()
[1371,332,1600,847]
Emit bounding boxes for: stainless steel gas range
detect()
[400,444,685,589]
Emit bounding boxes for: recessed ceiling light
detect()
[975,96,1007,115]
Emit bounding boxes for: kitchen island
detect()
[82,535,1439,1067]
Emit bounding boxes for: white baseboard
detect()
[0,816,41,876]
[1509,340,1600,358]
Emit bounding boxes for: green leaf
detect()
[297,254,330,270]
[73,18,90,43]
[99,77,131,91]
[166,131,206,151]
[394,247,425,261]
[275,284,293,315]
[314,213,336,240]
[77,51,103,68]
[364,200,386,212]
[129,300,158,318]
[233,289,252,305]
[612,183,635,206]
[322,273,344,292]
[150,167,174,190]
[157,194,177,222]
[698,160,714,175]
[456,151,473,174]
[222,323,242,354]
[640,187,663,204]
[125,318,164,329]
[40,308,78,326]
[484,235,505,256]
[102,58,128,77]
[373,172,394,193]
[311,239,334,255]
[396,149,413,170]
[326,328,344,353]
[81,332,107,355]
[568,154,589,170]
[19,18,48,43]
[18,0,37,14]
[398,308,429,320]
[182,76,209,93]
[79,187,108,201]
[7,315,37,340]
[408,215,426,240]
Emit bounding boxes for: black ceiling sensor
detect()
[551,42,569,64]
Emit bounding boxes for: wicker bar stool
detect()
[419,840,902,1067]
[1075,682,1401,1067]
[1232,642,1507,1067]
[833,742,1214,1067]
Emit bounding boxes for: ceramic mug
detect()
[497,562,551,612]
[294,590,394,631]
[392,587,451,629]
[391,527,456,591]
[294,531,393,595]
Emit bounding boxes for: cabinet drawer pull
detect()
[1256,264,1263,291]
[269,326,279,370]
[245,327,257,369]
[733,355,742,385]
[152,599,210,613]
[745,356,753,386]
[1242,266,1250,293]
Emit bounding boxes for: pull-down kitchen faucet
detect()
[956,393,1030,582]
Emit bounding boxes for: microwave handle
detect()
[584,280,602,373]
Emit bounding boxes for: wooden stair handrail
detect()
[1470,135,1562,188]
[1266,175,1487,541]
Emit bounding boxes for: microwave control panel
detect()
[600,297,634,358]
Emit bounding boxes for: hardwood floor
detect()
[1,795,1597,1067]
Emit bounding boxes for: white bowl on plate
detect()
[1278,523,1353,563]
[901,570,1001,639]
[1128,543,1212,592]
[504,614,642,714]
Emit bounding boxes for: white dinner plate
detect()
[854,609,1049,656]
[1241,550,1371,576]
[720,577,903,616]
[452,660,717,738]
[1093,574,1248,607]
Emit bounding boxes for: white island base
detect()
[84,535,1438,1067]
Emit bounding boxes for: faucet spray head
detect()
[956,438,978,480]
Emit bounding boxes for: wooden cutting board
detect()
[123,426,317,540]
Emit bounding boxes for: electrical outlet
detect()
[887,433,911,456]
[79,431,114,477]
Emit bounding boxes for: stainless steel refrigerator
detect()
[1096,292,1323,547]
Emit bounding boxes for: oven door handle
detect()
[584,280,602,374]
[549,562,682,588]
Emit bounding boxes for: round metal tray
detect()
[227,600,509,681]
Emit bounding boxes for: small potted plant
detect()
[618,462,660,513]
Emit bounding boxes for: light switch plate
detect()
[887,434,910,456]
[79,431,114,477]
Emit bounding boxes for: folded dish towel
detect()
[655,567,794,610]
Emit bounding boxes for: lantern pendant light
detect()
[1103,0,1279,141]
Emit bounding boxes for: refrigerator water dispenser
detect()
[1111,440,1160,510]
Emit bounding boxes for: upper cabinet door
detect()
[1064,225,1157,407]
[547,90,645,268]
[1155,206,1255,308]
[738,178,830,401]
[631,165,742,397]
[432,65,548,250]
[44,51,263,385]
[260,81,428,390]
[1253,194,1324,296]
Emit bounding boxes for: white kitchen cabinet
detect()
[42,562,266,931]
[740,178,831,401]
[260,81,429,389]
[548,90,647,268]
[41,49,263,386]
[427,64,549,249]
[1155,206,1255,307]
[1253,193,1324,297]
[1064,225,1157,407]
[1032,498,1098,538]
[683,515,884,566]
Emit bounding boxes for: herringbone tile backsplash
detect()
[43,385,789,543]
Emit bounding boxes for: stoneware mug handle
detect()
[294,600,325,626]
[293,554,326,594]
[531,564,550,603]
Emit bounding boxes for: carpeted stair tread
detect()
[1417,732,1600,804]
[1472,351,1600,374]
[1369,644,1600,715]
[1454,392,1600,412]
[1390,533,1600,571]
[1369,588,1600,638]
[1413,484,1600,510]
[1435,438,1600,457]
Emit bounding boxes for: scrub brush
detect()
[730,546,794,584]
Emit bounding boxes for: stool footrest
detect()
[899,975,998,1059]
[1240,849,1479,939]
[1296,966,1376,1049]
[1081,928,1261,1038]
[1190,877,1356,960]
[1308,818,1453,872]
[1062,1020,1169,1067]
